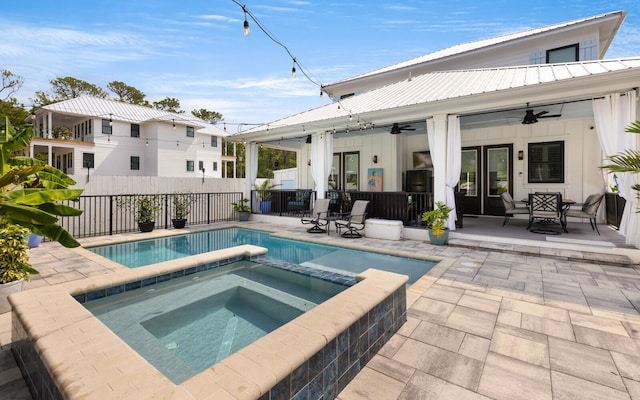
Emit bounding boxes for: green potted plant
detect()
[231,198,251,221]
[0,117,83,311]
[172,193,194,229]
[421,201,453,245]
[117,195,161,232]
[254,180,280,214]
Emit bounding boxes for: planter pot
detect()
[0,279,24,314]
[138,221,156,232]
[172,218,187,229]
[27,233,43,248]
[260,200,272,214]
[238,211,251,221]
[428,228,449,245]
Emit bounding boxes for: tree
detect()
[107,81,150,106]
[32,76,107,106]
[153,97,183,113]
[600,120,640,200]
[0,99,29,128]
[0,70,23,101]
[191,108,223,124]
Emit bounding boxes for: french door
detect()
[329,152,360,191]
[460,147,481,215]
[484,144,513,216]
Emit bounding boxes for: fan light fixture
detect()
[522,110,538,125]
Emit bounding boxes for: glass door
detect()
[460,147,480,214]
[344,152,359,191]
[484,144,513,215]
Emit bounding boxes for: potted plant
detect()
[254,180,280,214]
[0,117,83,311]
[117,195,161,232]
[231,198,251,221]
[172,193,194,229]
[421,201,453,245]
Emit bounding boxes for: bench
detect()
[364,219,403,240]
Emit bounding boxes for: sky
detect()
[3,1,640,133]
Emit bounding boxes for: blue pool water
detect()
[88,227,435,284]
[84,260,348,384]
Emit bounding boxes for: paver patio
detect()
[1,220,639,399]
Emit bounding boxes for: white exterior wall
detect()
[68,175,245,196]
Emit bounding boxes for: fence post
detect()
[164,194,169,229]
[207,193,211,224]
[109,195,114,236]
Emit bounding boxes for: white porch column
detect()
[244,142,258,200]
[47,145,52,166]
[427,114,448,205]
[47,111,53,138]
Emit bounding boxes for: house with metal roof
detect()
[230,10,640,247]
[31,96,234,179]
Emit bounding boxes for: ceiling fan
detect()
[390,123,416,134]
[521,103,562,124]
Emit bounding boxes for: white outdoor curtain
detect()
[245,142,259,202]
[592,90,638,245]
[310,133,333,199]
[445,115,461,230]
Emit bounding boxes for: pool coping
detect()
[10,244,411,399]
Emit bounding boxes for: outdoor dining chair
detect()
[564,193,605,235]
[500,192,529,226]
[300,198,330,233]
[527,192,566,234]
[335,200,369,238]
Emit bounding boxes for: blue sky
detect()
[2,1,640,132]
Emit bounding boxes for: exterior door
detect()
[484,144,513,215]
[329,152,360,191]
[460,147,481,215]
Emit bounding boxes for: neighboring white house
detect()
[231,10,640,246]
[30,96,236,179]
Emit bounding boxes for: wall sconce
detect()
[372,155,378,164]
[307,160,311,166]
[305,135,312,144]
[518,150,524,160]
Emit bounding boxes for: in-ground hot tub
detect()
[10,244,408,400]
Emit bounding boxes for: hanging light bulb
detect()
[176,140,179,147]
[145,138,149,146]
[291,59,297,79]
[172,119,176,129]
[223,123,227,132]
[243,7,250,36]
[109,114,113,126]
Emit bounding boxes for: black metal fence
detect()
[250,189,434,226]
[58,192,243,238]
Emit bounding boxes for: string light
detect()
[172,119,176,129]
[291,59,297,79]
[109,114,113,126]
[145,138,149,146]
[242,5,250,36]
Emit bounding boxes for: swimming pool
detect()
[88,227,436,284]
[84,259,348,384]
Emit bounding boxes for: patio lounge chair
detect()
[335,200,369,238]
[500,192,529,226]
[564,193,604,235]
[301,198,330,233]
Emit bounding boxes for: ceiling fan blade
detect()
[538,113,562,118]
[534,110,549,118]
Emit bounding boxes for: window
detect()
[101,119,112,135]
[528,141,564,183]
[546,44,579,63]
[211,136,218,147]
[186,126,194,137]
[213,161,218,171]
[130,156,140,170]
[130,124,140,138]
[67,153,73,168]
[186,160,194,171]
[82,153,94,168]
[198,160,204,171]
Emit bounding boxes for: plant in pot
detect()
[172,193,195,229]
[117,195,161,232]
[0,117,84,312]
[254,180,280,214]
[421,201,453,245]
[231,198,251,221]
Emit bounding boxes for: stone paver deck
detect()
[2,220,640,399]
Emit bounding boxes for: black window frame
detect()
[130,156,140,170]
[186,126,194,137]
[186,160,194,172]
[82,153,94,169]
[213,161,218,171]
[211,136,218,147]
[528,141,565,183]
[101,119,112,135]
[198,160,204,171]
[130,123,140,138]
[546,43,579,63]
